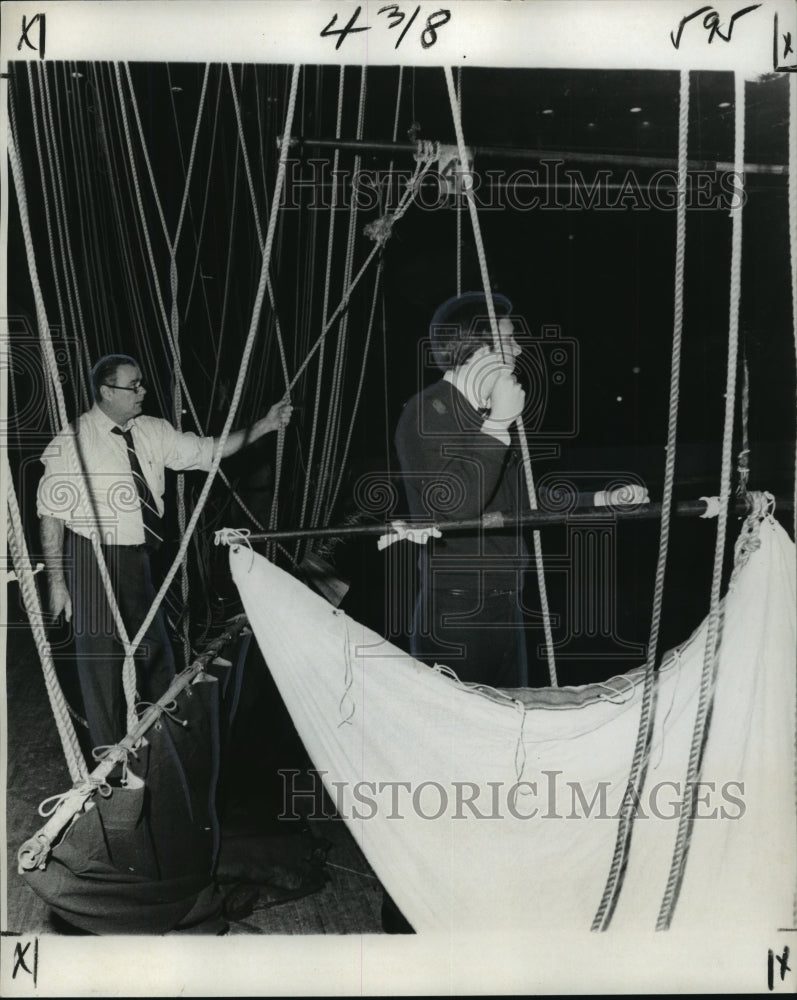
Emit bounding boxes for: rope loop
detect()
[214,526,252,548]
[38,790,78,818]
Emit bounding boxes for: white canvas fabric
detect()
[230,515,796,934]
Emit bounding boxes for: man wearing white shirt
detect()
[38,353,292,751]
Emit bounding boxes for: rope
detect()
[62,62,103,356]
[315,67,368,531]
[8,107,137,723]
[171,67,209,668]
[183,67,224,347]
[442,65,557,685]
[591,69,690,932]
[123,64,302,664]
[298,66,346,548]
[4,455,88,784]
[226,64,291,393]
[8,77,58,437]
[114,62,271,589]
[286,157,431,395]
[327,257,384,519]
[225,64,292,542]
[736,349,750,496]
[122,62,172,251]
[24,64,75,414]
[656,70,746,932]
[38,63,92,410]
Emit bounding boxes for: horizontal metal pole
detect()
[282,136,787,177]
[238,496,792,545]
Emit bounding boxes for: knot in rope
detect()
[745,489,775,520]
[91,743,141,786]
[363,213,395,248]
[136,699,188,731]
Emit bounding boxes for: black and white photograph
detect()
[1,0,795,994]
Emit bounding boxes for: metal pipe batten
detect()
[238,496,793,545]
[279,136,788,177]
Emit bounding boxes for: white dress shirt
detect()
[37,404,216,545]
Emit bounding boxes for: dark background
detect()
[6,62,794,687]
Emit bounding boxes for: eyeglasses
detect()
[103,382,146,393]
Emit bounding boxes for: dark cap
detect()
[429,290,513,371]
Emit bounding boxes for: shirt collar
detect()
[90,403,136,434]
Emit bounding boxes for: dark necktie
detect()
[112,425,163,547]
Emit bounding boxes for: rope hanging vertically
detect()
[655,70,747,932]
[123,63,303,663]
[7,111,140,733]
[224,63,293,545]
[114,63,274,592]
[37,63,92,411]
[591,68,690,932]
[23,64,77,420]
[443,65,558,686]
[315,66,368,530]
[4,454,88,785]
[123,61,209,667]
[298,66,346,551]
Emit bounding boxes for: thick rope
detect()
[5,455,88,784]
[443,65,557,685]
[7,115,139,733]
[656,71,746,932]
[591,69,690,931]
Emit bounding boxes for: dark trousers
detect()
[410,585,528,688]
[65,529,176,752]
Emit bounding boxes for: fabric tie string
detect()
[111,425,164,547]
